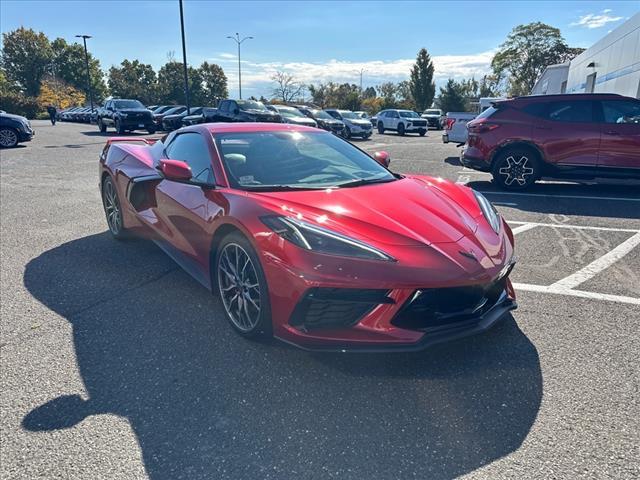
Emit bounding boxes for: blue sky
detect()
[1,1,637,98]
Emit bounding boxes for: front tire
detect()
[0,127,19,148]
[343,127,352,139]
[101,176,128,239]
[215,232,272,338]
[377,122,385,134]
[397,123,405,136]
[147,126,156,134]
[419,129,426,137]
[115,118,125,134]
[98,118,107,133]
[492,148,540,190]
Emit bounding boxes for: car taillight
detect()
[468,122,500,133]
[445,118,455,130]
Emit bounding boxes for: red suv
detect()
[462,93,640,189]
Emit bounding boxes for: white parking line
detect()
[511,223,538,235]
[513,283,640,306]
[507,221,640,233]
[551,232,640,290]
[484,191,640,202]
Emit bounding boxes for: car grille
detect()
[255,114,280,123]
[290,288,392,331]
[391,269,512,331]
[412,120,427,127]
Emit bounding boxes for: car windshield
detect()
[311,109,334,120]
[339,111,358,119]
[399,111,420,118]
[214,131,395,190]
[113,100,144,109]
[424,110,441,115]
[276,107,304,118]
[237,100,268,111]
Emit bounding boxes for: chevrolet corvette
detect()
[99,123,516,351]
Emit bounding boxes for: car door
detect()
[154,132,224,286]
[104,101,114,125]
[596,98,640,170]
[533,100,600,167]
[387,110,399,130]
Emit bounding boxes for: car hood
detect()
[348,119,372,127]
[287,117,316,125]
[120,108,151,114]
[318,118,343,125]
[249,176,483,247]
[422,114,440,118]
[1,113,28,122]
[242,109,277,116]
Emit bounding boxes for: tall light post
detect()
[358,68,366,94]
[178,0,190,114]
[226,33,253,99]
[75,35,94,112]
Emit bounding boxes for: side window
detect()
[229,101,238,113]
[219,101,229,113]
[547,101,593,123]
[601,100,640,124]
[165,133,214,184]
[523,103,548,118]
[389,111,399,118]
[327,111,340,120]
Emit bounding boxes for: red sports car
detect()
[99,123,516,351]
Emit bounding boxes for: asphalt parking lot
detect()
[1,121,639,479]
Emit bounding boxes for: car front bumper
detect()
[18,128,34,142]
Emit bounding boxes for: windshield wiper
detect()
[242,184,327,192]
[334,177,397,188]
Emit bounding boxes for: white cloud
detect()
[571,10,623,29]
[218,52,236,59]
[211,50,495,95]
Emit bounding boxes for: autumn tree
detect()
[50,38,107,102]
[1,27,53,96]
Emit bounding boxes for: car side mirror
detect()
[160,159,192,181]
[373,151,390,167]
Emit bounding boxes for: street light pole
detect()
[358,68,366,94]
[227,33,253,99]
[178,0,190,114]
[75,35,94,112]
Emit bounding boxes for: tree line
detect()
[0,27,228,117]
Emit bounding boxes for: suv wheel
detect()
[397,123,405,136]
[98,118,106,133]
[492,148,539,190]
[0,127,19,148]
[377,122,385,134]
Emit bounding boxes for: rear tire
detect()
[215,232,272,338]
[377,122,385,134]
[397,123,405,136]
[101,176,129,239]
[492,147,540,190]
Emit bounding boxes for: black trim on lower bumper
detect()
[276,296,517,353]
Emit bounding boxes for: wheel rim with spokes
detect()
[218,243,261,332]
[103,180,122,234]
[0,129,17,147]
[498,154,535,186]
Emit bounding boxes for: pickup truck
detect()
[97,99,156,134]
[421,108,445,129]
[213,99,281,123]
[442,112,476,145]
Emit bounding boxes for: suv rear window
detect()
[476,106,498,119]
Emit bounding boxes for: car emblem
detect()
[459,250,478,262]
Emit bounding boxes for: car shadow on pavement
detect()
[23,232,542,480]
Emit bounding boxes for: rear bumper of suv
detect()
[461,145,491,172]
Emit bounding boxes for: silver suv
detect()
[324,109,373,139]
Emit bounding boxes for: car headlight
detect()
[261,216,395,262]
[473,190,501,233]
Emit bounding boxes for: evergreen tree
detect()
[409,48,435,111]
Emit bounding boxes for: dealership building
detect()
[532,12,640,98]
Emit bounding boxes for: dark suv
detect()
[213,99,281,123]
[462,93,640,189]
[97,99,156,134]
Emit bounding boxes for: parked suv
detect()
[0,111,34,148]
[213,99,281,123]
[376,109,427,136]
[421,108,445,129]
[266,105,317,127]
[462,93,640,190]
[324,109,373,139]
[97,99,155,134]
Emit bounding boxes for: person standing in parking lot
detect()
[47,105,57,125]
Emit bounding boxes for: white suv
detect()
[376,109,428,136]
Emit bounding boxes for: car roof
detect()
[203,122,321,134]
[510,93,628,104]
